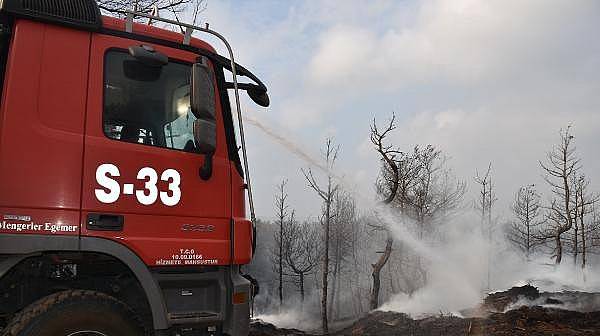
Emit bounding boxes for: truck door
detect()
[81,34,232,267]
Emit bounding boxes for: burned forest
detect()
[246,120,600,335]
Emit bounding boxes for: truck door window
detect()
[103,50,200,153]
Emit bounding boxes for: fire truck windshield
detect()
[103,50,200,153]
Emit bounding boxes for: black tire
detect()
[1,290,145,336]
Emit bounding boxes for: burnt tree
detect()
[282,218,320,304]
[570,174,599,268]
[272,179,290,307]
[474,163,497,290]
[302,138,339,334]
[507,184,545,259]
[369,114,465,308]
[540,126,580,265]
[369,115,401,310]
[328,191,357,319]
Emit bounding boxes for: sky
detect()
[185,0,600,221]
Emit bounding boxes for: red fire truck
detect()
[0,1,268,335]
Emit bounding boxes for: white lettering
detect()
[160,169,181,206]
[0,221,77,234]
[95,164,121,204]
[94,164,182,207]
[136,167,159,205]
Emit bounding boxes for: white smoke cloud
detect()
[378,207,600,316]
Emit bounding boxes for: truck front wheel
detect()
[1,290,145,336]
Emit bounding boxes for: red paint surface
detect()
[0,20,89,212]
[0,16,253,267]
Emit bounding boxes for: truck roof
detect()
[101,15,217,54]
[0,0,217,55]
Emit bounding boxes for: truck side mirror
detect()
[191,57,216,121]
[247,87,270,107]
[191,57,217,180]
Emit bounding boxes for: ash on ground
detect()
[250,285,600,336]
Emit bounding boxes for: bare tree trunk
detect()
[335,274,342,320]
[322,200,331,333]
[555,234,563,264]
[370,236,393,310]
[299,273,305,304]
[558,142,573,264]
[349,247,362,318]
[302,139,339,334]
[329,256,338,320]
[349,218,360,318]
[331,261,342,321]
[573,219,579,264]
[369,116,400,311]
[274,180,289,308]
[279,228,283,306]
[540,127,579,265]
[354,264,365,316]
[581,221,587,269]
[329,233,344,321]
[388,258,398,295]
[475,163,496,290]
[581,195,587,269]
[573,185,580,265]
[526,204,531,260]
[350,244,364,317]
[322,170,335,332]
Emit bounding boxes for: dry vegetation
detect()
[251,285,600,336]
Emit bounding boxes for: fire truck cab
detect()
[0,1,266,335]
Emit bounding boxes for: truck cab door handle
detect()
[87,214,124,231]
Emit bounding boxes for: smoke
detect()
[376,207,488,316]
[244,113,374,208]
[377,206,600,316]
[505,290,600,313]
[244,115,333,176]
[254,307,321,331]
[244,113,600,328]
[251,275,324,331]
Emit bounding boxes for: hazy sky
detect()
[191,0,600,221]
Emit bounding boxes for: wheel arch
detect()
[80,236,169,330]
[0,234,169,330]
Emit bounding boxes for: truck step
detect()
[168,311,221,324]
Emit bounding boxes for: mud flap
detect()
[223,268,251,336]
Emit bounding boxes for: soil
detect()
[250,285,600,336]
